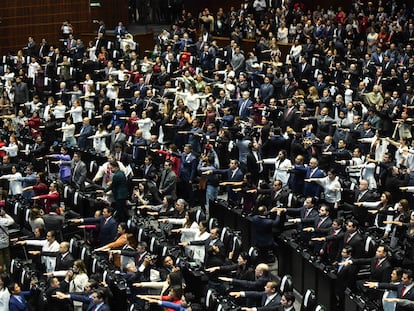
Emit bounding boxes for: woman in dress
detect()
[137,110,154,141]
[91,123,109,156]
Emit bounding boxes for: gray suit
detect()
[159,169,177,200]
[70,160,87,190]
[109,132,127,152]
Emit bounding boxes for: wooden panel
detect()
[0,0,128,57]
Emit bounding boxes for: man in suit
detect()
[259,77,274,105]
[128,129,146,166]
[365,269,414,311]
[77,117,94,151]
[210,159,244,206]
[279,78,295,100]
[238,91,253,121]
[280,98,298,131]
[176,144,197,205]
[347,179,378,227]
[281,197,319,231]
[105,161,128,223]
[343,219,364,259]
[302,158,325,199]
[159,160,177,200]
[219,263,271,292]
[302,204,333,253]
[246,142,264,186]
[139,155,158,180]
[335,246,359,309]
[276,292,296,311]
[113,143,131,166]
[342,245,393,299]
[119,241,152,282]
[69,152,87,191]
[43,204,64,232]
[229,281,281,309]
[56,289,110,311]
[257,179,290,210]
[180,227,226,268]
[312,218,345,263]
[54,242,75,272]
[8,282,31,311]
[75,207,117,247]
[45,277,72,311]
[109,125,127,153]
[252,206,281,262]
[94,32,107,57]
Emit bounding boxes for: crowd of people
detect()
[0,0,414,310]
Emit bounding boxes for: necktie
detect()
[317,218,323,228]
[104,165,111,184]
[338,260,345,273]
[375,260,380,269]
[346,234,351,243]
[285,107,291,117]
[73,162,79,182]
[402,286,407,296]
[305,209,310,218]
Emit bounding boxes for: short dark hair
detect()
[283,292,295,304]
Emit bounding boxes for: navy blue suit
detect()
[238,98,253,121]
[83,216,117,247]
[77,124,94,150]
[214,167,244,205]
[178,152,197,203]
[303,167,325,198]
[9,292,31,311]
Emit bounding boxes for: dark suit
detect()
[106,169,128,222]
[252,215,281,261]
[190,238,226,268]
[214,167,244,205]
[280,106,298,131]
[352,190,378,226]
[238,98,253,121]
[279,84,295,100]
[232,275,270,292]
[55,252,75,271]
[43,213,65,232]
[353,257,392,283]
[343,232,364,259]
[131,136,147,166]
[257,188,289,209]
[246,150,263,185]
[83,216,117,247]
[303,167,325,198]
[378,283,414,311]
[243,291,281,309]
[178,152,197,204]
[77,124,94,150]
[336,257,359,305]
[71,160,87,191]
